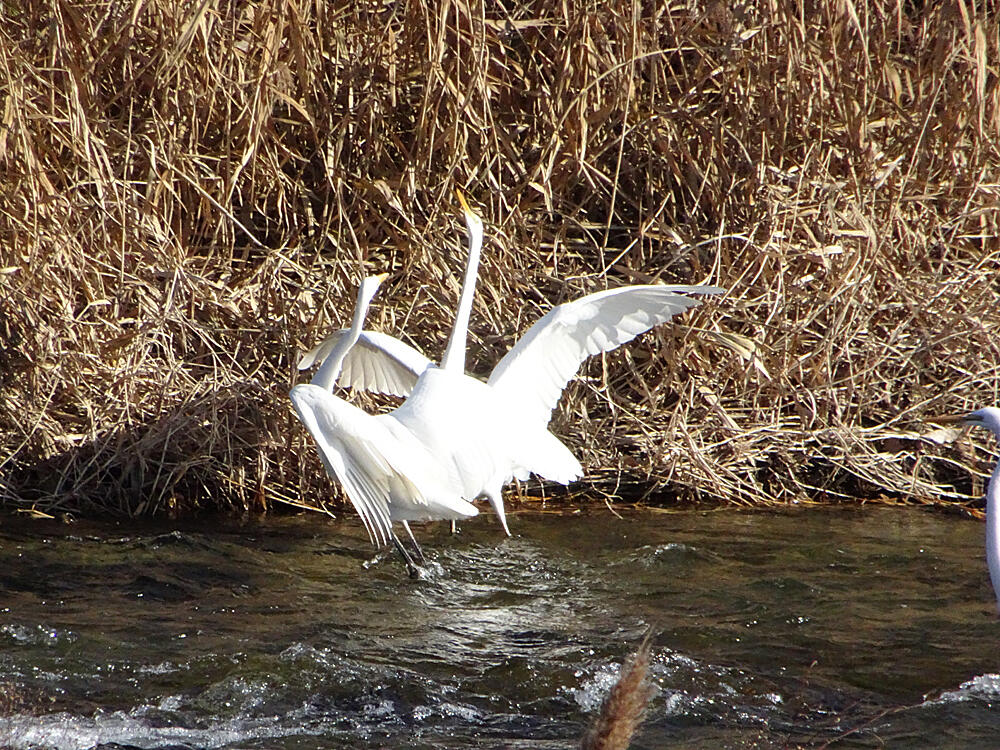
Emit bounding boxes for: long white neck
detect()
[440,218,483,373]
[987,456,1000,614]
[311,286,374,391]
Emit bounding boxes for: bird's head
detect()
[358,272,390,307]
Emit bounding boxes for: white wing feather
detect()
[290,384,476,545]
[487,285,723,427]
[299,330,431,397]
[290,385,395,544]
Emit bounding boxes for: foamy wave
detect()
[928,673,1000,704]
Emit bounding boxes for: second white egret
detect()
[289,273,477,575]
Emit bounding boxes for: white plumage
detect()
[289,273,477,574]
[486,284,714,428]
[299,194,723,539]
[941,407,1000,614]
[300,329,429,397]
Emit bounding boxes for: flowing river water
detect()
[1,505,999,749]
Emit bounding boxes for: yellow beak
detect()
[455,188,472,215]
[929,414,967,425]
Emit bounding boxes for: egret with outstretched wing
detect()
[289,273,477,574]
[300,195,723,536]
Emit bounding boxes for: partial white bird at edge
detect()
[934,407,1000,616]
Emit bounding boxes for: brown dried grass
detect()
[580,628,655,750]
[1,0,998,517]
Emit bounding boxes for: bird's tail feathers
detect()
[485,491,511,536]
[519,429,583,485]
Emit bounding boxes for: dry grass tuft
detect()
[581,628,655,750]
[1,0,999,517]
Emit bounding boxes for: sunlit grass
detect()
[0,0,998,516]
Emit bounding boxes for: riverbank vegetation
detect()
[1,0,998,518]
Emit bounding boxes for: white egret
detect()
[289,273,477,575]
[300,193,724,535]
[939,407,1000,613]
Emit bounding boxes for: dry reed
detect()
[1,0,998,517]
[580,628,655,750]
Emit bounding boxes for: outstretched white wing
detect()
[290,385,395,544]
[289,384,475,546]
[299,330,432,397]
[487,285,724,427]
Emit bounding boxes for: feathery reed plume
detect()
[581,628,656,750]
[0,681,33,715]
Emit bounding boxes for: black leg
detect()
[392,533,421,579]
[401,521,426,564]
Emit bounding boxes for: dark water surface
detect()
[1,506,999,749]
